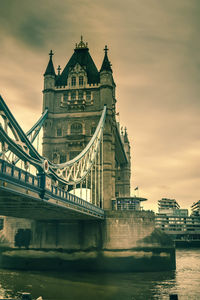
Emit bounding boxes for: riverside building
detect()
[155,198,200,246]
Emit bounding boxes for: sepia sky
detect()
[0,0,200,211]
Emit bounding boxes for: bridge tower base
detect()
[0,211,175,272]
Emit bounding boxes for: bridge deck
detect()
[0,160,104,220]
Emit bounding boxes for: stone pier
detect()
[0,211,175,272]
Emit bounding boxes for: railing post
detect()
[38,172,51,199]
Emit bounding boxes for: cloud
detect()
[0,0,200,212]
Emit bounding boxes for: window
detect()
[86,91,91,100]
[71,76,76,86]
[71,122,83,134]
[53,152,59,163]
[71,91,76,100]
[60,154,66,163]
[69,151,80,160]
[78,90,83,100]
[57,128,62,136]
[79,76,84,86]
[63,92,69,101]
[91,126,96,135]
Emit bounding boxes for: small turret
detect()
[43,50,56,112]
[44,50,56,76]
[44,50,56,91]
[124,127,129,144]
[100,45,115,109]
[123,128,130,158]
[100,45,112,73]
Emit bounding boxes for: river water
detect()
[0,249,199,300]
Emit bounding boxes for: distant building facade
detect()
[191,200,200,216]
[156,198,200,241]
[42,38,131,209]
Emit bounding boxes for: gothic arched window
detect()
[71,76,76,86]
[71,91,76,100]
[78,90,83,100]
[53,152,59,164]
[86,90,91,100]
[71,122,83,134]
[63,92,69,101]
[56,128,62,136]
[79,76,84,86]
[91,126,96,135]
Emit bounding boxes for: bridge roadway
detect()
[0,159,104,220]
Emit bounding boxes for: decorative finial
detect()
[75,36,88,49]
[57,65,61,75]
[49,50,54,58]
[104,45,109,54]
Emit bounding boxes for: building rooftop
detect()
[55,37,100,86]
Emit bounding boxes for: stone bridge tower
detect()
[42,37,131,209]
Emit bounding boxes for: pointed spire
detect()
[44,50,56,76]
[100,45,112,73]
[124,127,129,143]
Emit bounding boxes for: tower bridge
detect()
[0,38,175,272]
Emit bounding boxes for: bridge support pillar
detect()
[0,211,175,272]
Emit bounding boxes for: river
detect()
[0,249,199,300]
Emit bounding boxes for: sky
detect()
[0,0,200,212]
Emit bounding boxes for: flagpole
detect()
[134,186,139,197]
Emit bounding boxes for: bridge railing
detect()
[48,181,103,215]
[0,159,40,188]
[0,159,104,218]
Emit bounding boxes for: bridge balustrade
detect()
[0,159,40,188]
[0,158,104,218]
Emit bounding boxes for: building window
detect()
[71,76,76,86]
[57,128,62,136]
[69,151,80,160]
[71,91,76,100]
[79,76,84,86]
[71,122,83,134]
[91,126,96,135]
[60,154,66,163]
[53,152,59,163]
[86,91,91,100]
[63,92,69,101]
[78,90,83,100]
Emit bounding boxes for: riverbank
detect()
[0,249,199,300]
[0,246,175,272]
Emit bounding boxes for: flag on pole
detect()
[134,186,138,191]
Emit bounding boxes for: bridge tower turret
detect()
[43,50,56,113]
[121,127,131,196]
[99,45,116,209]
[99,45,116,110]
